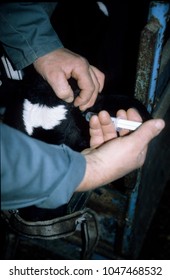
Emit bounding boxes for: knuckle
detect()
[79,56,88,65]
[77,56,89,69]
[46,70,58,82]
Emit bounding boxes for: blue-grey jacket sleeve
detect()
[0,2,63,70]
[1,124,86,210]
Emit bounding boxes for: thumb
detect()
[133,118,165,146]
[126,118,165,168]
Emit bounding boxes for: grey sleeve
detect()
[1,124,86,210]
[0,2,63,70]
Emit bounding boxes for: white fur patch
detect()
[23,99,68,135]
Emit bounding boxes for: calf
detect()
[3,68,90,152]
[3,66,151,153]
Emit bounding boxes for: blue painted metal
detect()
[121,0,170,257]
[147,1,170,113]
[121,172,142,256]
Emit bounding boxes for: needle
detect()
[85,112,142,131]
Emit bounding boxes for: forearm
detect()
[1,118,164,209]
[1,124,86,210]
[0,3,63,70]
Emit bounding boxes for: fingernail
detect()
[155,119,165,131]
[65,96,74,103]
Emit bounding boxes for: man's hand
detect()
[77,109,165,191]
[33,48,105,111]
[89,108,143,148]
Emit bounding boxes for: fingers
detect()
[90,65,105,93]
[89,111,117,148]
[89,115,105,148]
[46,71,74,103]
[34,48,105,110]
[116,108,142,136]
[126,108,142,122]
[73,64,105,111]
[98,111,117,141]
[89,108,145,149]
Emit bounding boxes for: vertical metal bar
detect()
[134,1,170,113]
[134,17,160,107]
[121,1,169,257]
[147,1,170,113]
[120,171,141,256]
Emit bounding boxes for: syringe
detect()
[85,112,142,131]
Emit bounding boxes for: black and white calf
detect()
[2,66,151,153]
[3,68,90,152]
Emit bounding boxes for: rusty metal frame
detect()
[134,1,170,113]
[122,0,170,258]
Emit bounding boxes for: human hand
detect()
[33,48,105,111]
[82,108,142,153]
[89,108,143,148]
[77,109,165,191]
